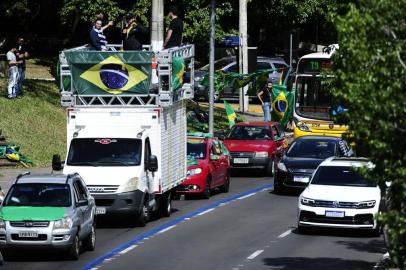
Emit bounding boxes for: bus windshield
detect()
[295,75,333,120]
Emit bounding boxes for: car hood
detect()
[64,166,141,186]
[302,184,380,202]
[283,156,325,171]
[0,206,66,221]
[224,140,271,152]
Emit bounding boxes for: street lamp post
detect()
[208,0,216,134]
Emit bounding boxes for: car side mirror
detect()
[210,154,220,161]
[76,199,88,207]
[52,154,63,171]
[148,155,158,172]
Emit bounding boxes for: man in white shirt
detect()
[6,46,21,99]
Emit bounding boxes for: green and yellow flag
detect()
[172,57,185,91]
[224,100,238,128]
[271,85,295,127]
[64,51,153,95]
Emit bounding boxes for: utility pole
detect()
[239,0,249,112]
[151,0,164,83]
[208,0,216,134]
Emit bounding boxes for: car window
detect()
[144,139,151,170]
[74,181,87,201]
[257,62,272,70]
[311,166,376,187]
[213,140,223,155]
[211,142,221,155]
[272,126,280,140]
[287,139,337,158]
[187,138,207,159]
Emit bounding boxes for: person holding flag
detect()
[257,80,273,122]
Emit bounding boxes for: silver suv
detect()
[0,173,96,260]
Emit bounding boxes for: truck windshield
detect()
[4,184,71,207]
[227,126,272,140]
[67,138,142,166]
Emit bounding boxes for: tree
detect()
[332,1,406,268]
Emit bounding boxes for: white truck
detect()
[53,44,195,225]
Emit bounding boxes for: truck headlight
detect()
[301,197,316,206]
[117,177,139,193]
[277,162,287,172]
[53,217,73,230]
[357,200,376,209]
[187,168,203,176]
[255,152,268,158]
[297,121,310,132]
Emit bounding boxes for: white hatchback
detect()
[297,157,380,234]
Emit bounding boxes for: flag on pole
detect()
[224,100,238,128]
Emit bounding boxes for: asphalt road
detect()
[1,171,385,270]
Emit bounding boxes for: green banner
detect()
[64,51,152,95]
[172,57,185,91]
[271,85,295,127]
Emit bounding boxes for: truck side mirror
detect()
[148,155,158,172]
[52,154,63,171]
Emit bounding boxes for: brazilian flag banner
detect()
[271,85,295,127]
[172,57,185,91]
[64,51,153,95]
[224,100,238,128]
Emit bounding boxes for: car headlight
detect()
[277,162,287,172]
[301,197,316,206]
[53,217,73,230]
[187,168,203,176]
[117,177,139,193]
[357,200,376,209]
[297,121,310,132]
[255,152,268,158]
[0,219,5,229]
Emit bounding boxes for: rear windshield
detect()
[311,166,376,187]
[67,138,142,166]
[287,139,336,159]
[227,126,272,140]
[4,183,71,207]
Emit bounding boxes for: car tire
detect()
[273,176,284,194]
[83,223,96,251]
[159,192,172,217]
[202,177,211,199]
[266,158,275,176]
[220,171,231,193]
[370,226,381,237]
[136,199,150,227]
[67,233,80,260]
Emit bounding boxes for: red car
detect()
[224,122,288,175]
[177,135,231,198]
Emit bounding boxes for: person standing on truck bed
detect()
[163,6,183,49]
[90,18,113,51]
[122,14,148,50]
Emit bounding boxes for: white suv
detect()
[297,157,380,235]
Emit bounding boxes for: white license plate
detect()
[18,231,38,238]
[233,158,249,164]
[293,176,310,183]
[96,207,106,215]
[325,211,345,218]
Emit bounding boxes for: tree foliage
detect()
[332,1,406,267]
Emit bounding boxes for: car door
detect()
[73,179,92,237]
[271,125,285,162]
[213,140,228,185]
[208,142,221,186]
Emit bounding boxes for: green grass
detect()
[0,78,66,167]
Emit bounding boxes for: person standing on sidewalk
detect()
[16,37,29,97]
[257,81,273,122]
[6,46,20,99]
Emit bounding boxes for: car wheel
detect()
[273,176,284,194]
[68,233,80,260]
[370,226,381,237]
[83,223,96,251]
[159,192,172,217]
[266,158,275,176]
[136,200,150,227]
[202,177,211,199]
[220,171,231,193]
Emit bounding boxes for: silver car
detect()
[0,173,96,260]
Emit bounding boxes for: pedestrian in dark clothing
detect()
[16,37,29,96]
[122,14,148,50]
[257,81,273,122]
[89,19,112,51]
[163,6,183,49]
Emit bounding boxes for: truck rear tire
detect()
[159,192,172,217]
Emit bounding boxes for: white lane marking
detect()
[157,225,177,235]
[118,245,138,255]
[246,249,264,260]
[237,193,257,200]
[197,208,214,216]
[277,229,292,238]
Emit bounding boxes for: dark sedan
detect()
[273,136,354,194]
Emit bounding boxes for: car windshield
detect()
[67,138,142,166]
[200,58,235,71]
[227,126,272,140]
[287,139,336,158]
[4,183,71,207]
[187,139,207,159]
[311,166,376,187]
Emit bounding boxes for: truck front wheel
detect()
[159,192,172,217]
[136,200,150,227]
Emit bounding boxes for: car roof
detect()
[15,174,70,185]
[295,136,341,142]
[235,121,279,127]
[319,157,371,168]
